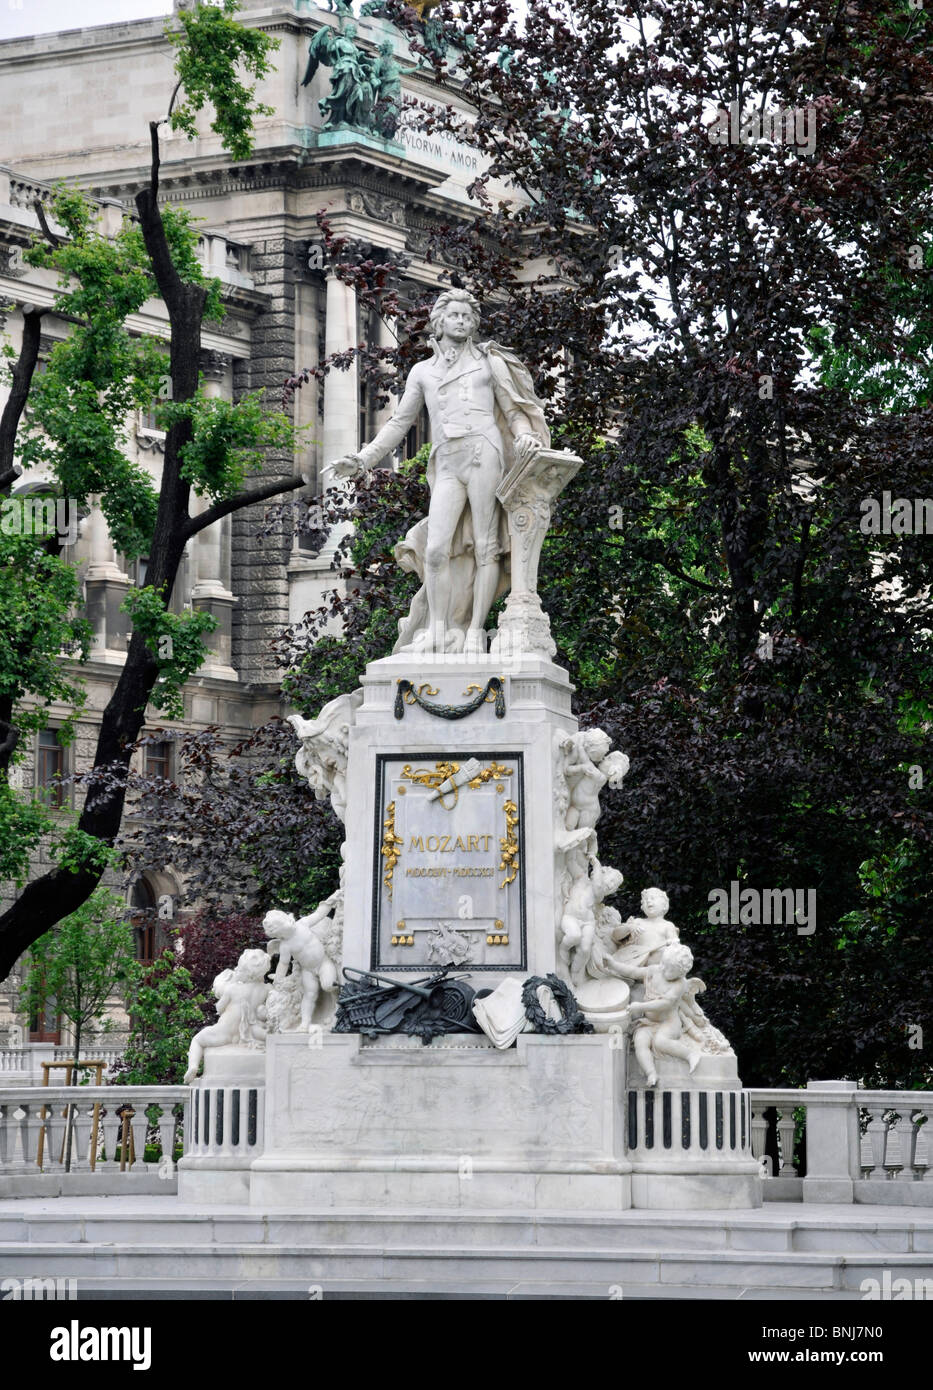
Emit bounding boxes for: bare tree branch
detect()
[182,474,306,541]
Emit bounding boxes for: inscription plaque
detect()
[371,751,526,971]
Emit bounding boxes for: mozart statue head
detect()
[429,288,482,339]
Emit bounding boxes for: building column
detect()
[84,497,130,660]
[321,270,359,485]
[313,270,359,578]
[190,351,237,677]
[375,310,399,440]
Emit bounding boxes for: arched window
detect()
[130,877,158,965]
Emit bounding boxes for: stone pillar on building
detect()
[309,269,359,582]
[374,309,399,440]
[84,496,130,661]
[190,350,237,678]
[321,270,360,482]
[229,236,296,689]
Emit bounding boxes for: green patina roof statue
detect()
[303,9,403,138]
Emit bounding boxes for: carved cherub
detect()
[583,864,625,979]
[619,943,703,1087]
[263,894,343,1032]
[183,948,271,1084]
[558,852,625,984]
[604,886,679,980]
[554,727,629,833]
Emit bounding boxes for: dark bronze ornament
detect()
[334,965,485,1044]
[394,676,505,721]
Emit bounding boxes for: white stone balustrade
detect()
[0,1086,188,1180]
[0,1051,32,1075]
[750,1082,933,1205]
[195,231,252,287]
[0,1047,124,1086]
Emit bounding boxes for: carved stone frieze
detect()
[346,189,407,227]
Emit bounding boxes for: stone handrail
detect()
[0,1047,124,1084]
[0,1085,189,1177]
[0,1052,31,1074]
[51,1046,123,1069]
[748,1081,932,1201]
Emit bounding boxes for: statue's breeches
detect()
[430,437,504,564]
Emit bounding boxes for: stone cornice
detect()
[91,150,456,211]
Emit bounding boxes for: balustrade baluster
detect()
[883,1114,904,1180]
[914,1112,930,1181]
[776,1111,797,1175]
[862,1105,887,1178]
[16,1104,31,1165]
[750,1109,770,1175]
[156,1108,176,1174]
[44,1103,64,1169]
[894,1111,919,1180]
[71,1106,92,1171]
[100,1108,121,1168]
[129,1110,148,1169]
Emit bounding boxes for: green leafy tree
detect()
[0,2,307,979]
[22,889,135,1169]
[114,950,205,1086]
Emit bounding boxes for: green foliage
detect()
[116,950,205,1085]
[21,889,136,1052]
[122,587,218,720]
[837,842,925,950]
[49,826,122,878]
[0,786,53,889]
[281,449,428,712]
[161,390,297,501]
[157,206,225,323]
[19,188,167,559]
[0,531,90,732]
[165,0,279,163]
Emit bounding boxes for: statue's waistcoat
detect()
[422,346,502,452]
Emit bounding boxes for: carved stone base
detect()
[177,1049,266,1206]
[341,650,578,986]
[490,590,556,660]
[625,1055,762,1209]
[250,1032,633,1211]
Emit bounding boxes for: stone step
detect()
[0,1275,877,1301]
[3,1200,931,1299]
[2,1204,932,1256]
[1,1238,931,1296]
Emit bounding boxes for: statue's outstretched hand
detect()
[331,453,364,480]
[514,433,543,467]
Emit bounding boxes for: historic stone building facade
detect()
[0,0,494,1055]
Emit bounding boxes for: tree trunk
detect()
[0,132,303,981]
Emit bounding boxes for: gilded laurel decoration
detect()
[498,798,519,888]
[381,801,403,900]
[467,761,514,788]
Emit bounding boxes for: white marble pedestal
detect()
[177,1049,265,1205]
[341,650,577,986]
[249,1031,632,1211]
[625,1055,762,1209]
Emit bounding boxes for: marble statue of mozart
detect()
[333,289,551,654]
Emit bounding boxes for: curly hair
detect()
[661,942,693,977]
[429,288,481,337]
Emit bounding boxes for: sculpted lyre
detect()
[333,290,550,654]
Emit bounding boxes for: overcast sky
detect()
[0,1,174,41]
